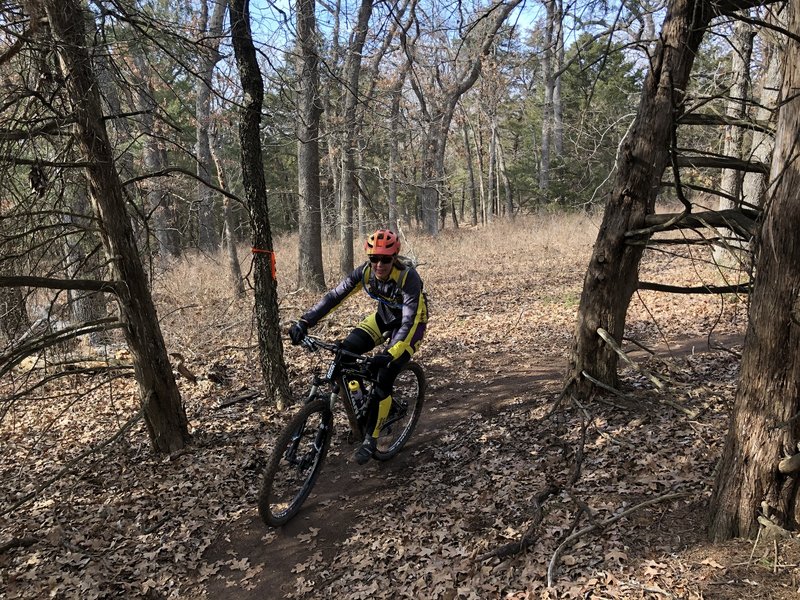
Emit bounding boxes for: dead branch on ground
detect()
[546,491,692,588]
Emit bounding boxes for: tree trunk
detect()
[209,128,245,298]
[0,276,30,347]
[497,134,513,218]
[420,127,442,235]
[229,0,291,408]
[42,0,189,453]
[553,0,564,159]
[63,181,109,346]
[540,0,555,192]
[462,119,479,226]
[567,0,712,396]
[296,0,326,291]
[487,115,497,224]
[195,0,226,251]
[132,51,180,260]
[338,0,373,273]
[741,15,784,209]
[713,16,753,267]
[709,3,800,540]
[388,70,405,233]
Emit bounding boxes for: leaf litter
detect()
[2,217,800,599]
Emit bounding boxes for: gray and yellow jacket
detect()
[300,259,428,359]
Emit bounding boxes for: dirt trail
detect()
[201,358,559,599]
[201,333,742,599]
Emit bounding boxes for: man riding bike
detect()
[289,229,428,464]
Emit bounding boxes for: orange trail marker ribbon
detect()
[251,247,276,280]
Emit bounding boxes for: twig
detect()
[568,412,587,486]
[571,394,638,450]
[581,371,633,403]
[547,491,691,588]
[477,484,560,562]
[597,328,665,391]
[0,536,37,554]
[748,525,762,565]
[215,390,260,410]
[143,514,172,535]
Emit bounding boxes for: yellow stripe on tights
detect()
[372,396,392,438]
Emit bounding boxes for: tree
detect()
[713,17,754,267]
[567,0,714,395]
[229,0,291,408]
[337,0,374,274]
[194,0,227,251]
[403,0,523,235]
[709,0,800,540]
[41,0,190,452]
[296,0,326,291]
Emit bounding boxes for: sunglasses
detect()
[368,255,394,264]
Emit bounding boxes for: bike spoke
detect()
[259,401,332,525]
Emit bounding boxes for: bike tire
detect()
[258,399,333,526]
[374,362,426,461]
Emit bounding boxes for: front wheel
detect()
[258,399,333,526]
[374,362,426,461]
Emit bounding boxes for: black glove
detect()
[289,320,308,345]
[369,351,393,370]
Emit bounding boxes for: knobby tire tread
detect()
[374,361,426,461]
[258,399,332,527]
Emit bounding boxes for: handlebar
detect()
[300,335,371,364]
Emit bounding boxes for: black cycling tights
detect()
[341,328,410,437]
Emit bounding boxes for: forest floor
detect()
[3,213,800,599]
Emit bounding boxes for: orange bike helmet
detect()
[364,229,400,256]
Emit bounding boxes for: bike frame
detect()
[301,336,373,439]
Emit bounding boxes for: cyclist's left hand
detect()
[369,352,393,370]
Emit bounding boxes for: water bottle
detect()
[348,380,365,416]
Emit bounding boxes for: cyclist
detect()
[289,229,428,464]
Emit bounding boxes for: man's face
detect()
[369,254,395,280]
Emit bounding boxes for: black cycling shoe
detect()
[354,437,377,465]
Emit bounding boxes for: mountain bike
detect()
[258,335,426,527]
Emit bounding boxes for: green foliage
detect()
[553,34,643,208]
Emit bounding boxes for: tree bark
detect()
[195,0,226,251]
[404,0,522,235]
[487,115,497,224]
[462,117,479,226]
[709,1,800,540]
[539,0,555,192]
[296,0,326,291]
[338,0,373,274]
[741,12,784,209]
[567,0,712,396]
[553,0,564,159]
[497,133,513,218]
[62,181,109,346]
[209,126,245,298]
[42,0,189,453]
[713,16,754,267]
[388,68,407,233]
[229,0,291,408]
[131,51,180,260]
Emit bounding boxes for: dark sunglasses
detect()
[368,255,394,264]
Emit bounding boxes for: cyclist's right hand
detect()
[289,320,308,345]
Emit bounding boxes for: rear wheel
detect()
[258,399,332,526]
[374,362,426,461]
